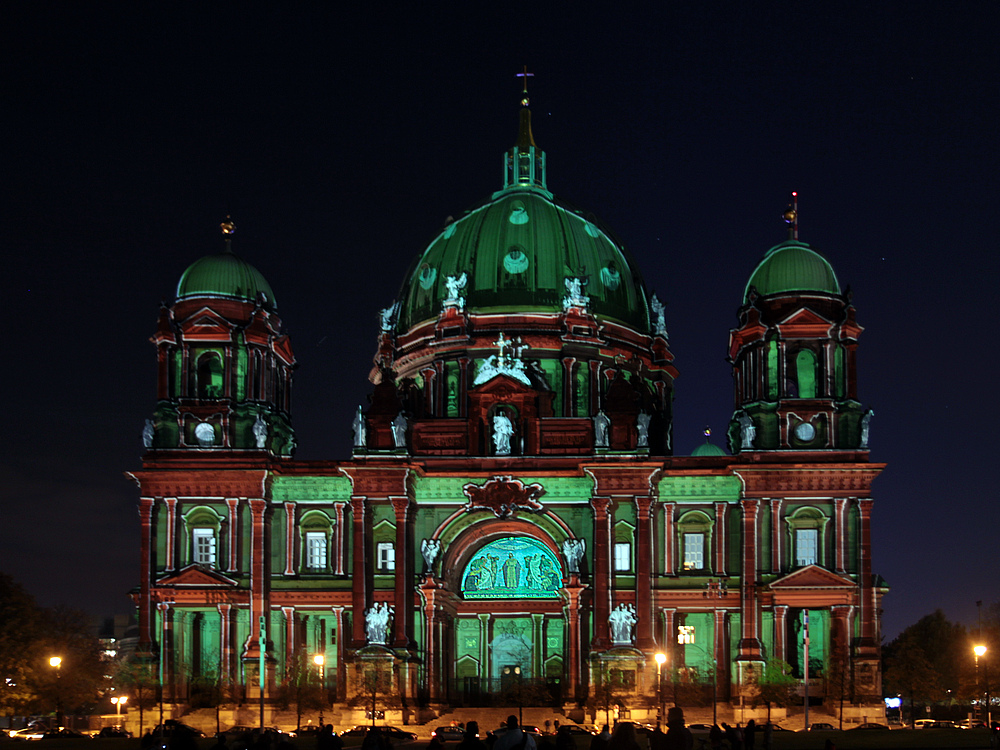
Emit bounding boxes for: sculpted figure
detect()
[493,411,514,455]
[737,412,756,451]
[252,414,267,449]
[352,406,367,448]
[142,419,155,448]
[562,538,586,574]
[391,412,408,448]
[650,294,667,337]
[609,603,637,645]
[365,603,392,645]
[636,412,651,448]
[444,272,468,309]
[593,411,610,448]
[860,409,874,448]
[378,301,399,332]
[420,538,441,572]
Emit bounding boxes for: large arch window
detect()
[785,506,830,569]
[677,511,714,573]
[795,349,817,399]
[196,352,224,399]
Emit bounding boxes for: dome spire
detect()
[782,192,799,241]
[502,66,547,192]
[220,215,236,253]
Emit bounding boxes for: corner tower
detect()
[146,219,295,455]
[727,200,868,453]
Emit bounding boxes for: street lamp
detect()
[974,645,988,726]
[654,653,666,725]
[110,696,128,727]
[313,654,325,726]
[48,657,62,729]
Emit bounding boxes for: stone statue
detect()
[493,411,514,455]
[391,412,408,448]
[252,414,267,449]
[420,539,441,572]
[378,300,399,332]
[563,276,590,310]
[561,538,586,574]
[594,411,610,448]
[636,412,651,448]
[609,603,637,645]
[142,419,155,448]
[365,602,393,645]
[860,409,874,448]
[443,272,468,310]
[352,406,367,448]
[737,412,756,451]
[650,294,667,337]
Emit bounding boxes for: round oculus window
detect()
[794,422,816,442]
[503,248,529,274]
[418,264,437,290]
[195,422,216,447]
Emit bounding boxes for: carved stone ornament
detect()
[462,475,545,519]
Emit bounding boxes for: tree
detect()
[0,574,43,718]
[116,658,158,736]
[274,652,325,729]
[749,660,797,724]
[883,636,940,726]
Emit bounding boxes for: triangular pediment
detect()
[156,564,237,588]
[178,307,234,337]
[470,373,537,394]
[770,565,854,589]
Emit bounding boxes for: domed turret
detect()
[176,217,277,308]
[728,198,868,453]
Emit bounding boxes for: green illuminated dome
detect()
[744,240,840,301]
[691,439,727,457]
[395,106,651,331]
[177,248,277,308]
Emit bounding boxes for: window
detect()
[377,542,395,572]
[196,352,223,399]
[683,533,704,571]
[795,349,817,399]
[613,542,631,572]
[678,625,695,644]
[192,528,216,566]
[306,532,327,570]
[795,529,818,566]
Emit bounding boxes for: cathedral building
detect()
[129,89,886,723]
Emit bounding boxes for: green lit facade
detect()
[130,94,886,726]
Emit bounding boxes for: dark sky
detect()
[4,4,997,641]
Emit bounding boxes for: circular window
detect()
[600,263,621,290]
[195,422,216,447]
[794,422,816,442]
[503,247,529,274]
[508,206,529,225]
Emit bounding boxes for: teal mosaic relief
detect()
[462,537,562,599]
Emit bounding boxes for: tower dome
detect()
[176,223,276,308]
[744,239,840,301]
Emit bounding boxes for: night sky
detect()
[5,4,997,642]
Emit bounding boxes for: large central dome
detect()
[395,107,651,332]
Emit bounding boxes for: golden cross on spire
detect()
[516,65,534,106]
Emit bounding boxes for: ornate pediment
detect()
[770,565,854,589]
[776,308,834,338]
[155,564,238,588]
[462,476,545,518]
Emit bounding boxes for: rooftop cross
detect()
[516,65,534,106]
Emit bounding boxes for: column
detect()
[773,605,788,663]
[226,498,240,573]
[331,606,345,699]
[531,613,545,678]
[157,602,174,700]
[562,582,584,699]
[164,497,177,571]
[350,495,369,648]
[714,609,727,701]
[561,357,577,416]
[714,502,727,575]
[591,496,612,648]
[834,498,848,573]
[769,498,783,574]
[663,502,676,576]
[390,495,413,648]
[283,503,296,576]
[856,499,878,654]
[138,498,155,650]
[333,502,345,575]
[458,357,470,418]
[245,498,271,658]
[737,499,763,660]
[282,606,296,666]
[635,495,655,649]
[218,603,233,683]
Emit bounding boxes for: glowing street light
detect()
[110,696,128,726]
[313,654,325,726]
[654,652,666,724]
[49,657,62,729]
[974,645,989,726]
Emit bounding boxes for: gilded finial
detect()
[782,192,799,240]
[221,215,236,235]
[703,426,712,440]
[516,65,534,107]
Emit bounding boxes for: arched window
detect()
[767,341,779,400]
[299,510,334,573]
[613,521,635,573]
[785,506,829,569]
[183,506,225,568]
[196,352,223,399]
[795,349,817,399]
[677,511,714,573]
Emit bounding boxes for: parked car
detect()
[560,726,596,737]
[807,723,836,731]
[97,727,133,738]
[150,722,206,738]
[40,729,87,740]
[850,723,890,731]
[342,726,417,742]
[291,726,326,739]
[432,727,466,743]
[7,729,45,741]
[685,724,714,735]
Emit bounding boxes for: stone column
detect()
[478,613,491,683]
[157,602,174,700]
[714,609,727,701]
[350,495,369,648]
[218,603,233,683]
[856,499,878,656]
[834,498,848,574]
[164,497,177,571]
[769,499,783,574]
[737,499,763,660]
[591,496,612,648]
[561,357,577,416]
[138,498,155,651]
[562,579,585,700]
[773,605,788,663]
[246,498,271,658]
[226,498,240,573]
[663,502,676,576]
[531,613,545,678]
[282,606,296,666]
[390,496,413,648]
[283,503,296,576]
[331,606,345,699]
[714,502,727,575]
[635,495,655,649]
[333,502,345,575]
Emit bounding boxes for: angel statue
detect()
[561,538,586,574]
[420,539,442,572]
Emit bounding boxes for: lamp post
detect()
[111,696,128,727]
[974,645,988,726]
[49,657,62,729]
[313,654,325,727]
[654,653,666,725]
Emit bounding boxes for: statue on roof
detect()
[593,411,610,448]
[142,419,155,448]
[391,412,408,448]
[563,276,590,311]
[352,406,367,449]
[443,272,468,311]
[861,409,874,448]
[252,414,268,449]
[636,412,651,448]
[737,411,756,451]
[650,294,667,337]
[378,300,400,333]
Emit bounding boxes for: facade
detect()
[129,94,887,722]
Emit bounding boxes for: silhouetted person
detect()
[458,722,487,750]
[555,726,576,750]
[494,716,537,750]
[589,726,610,750]
[607,723,639,750]
[744,720,755,750]
[663,708,693,750]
